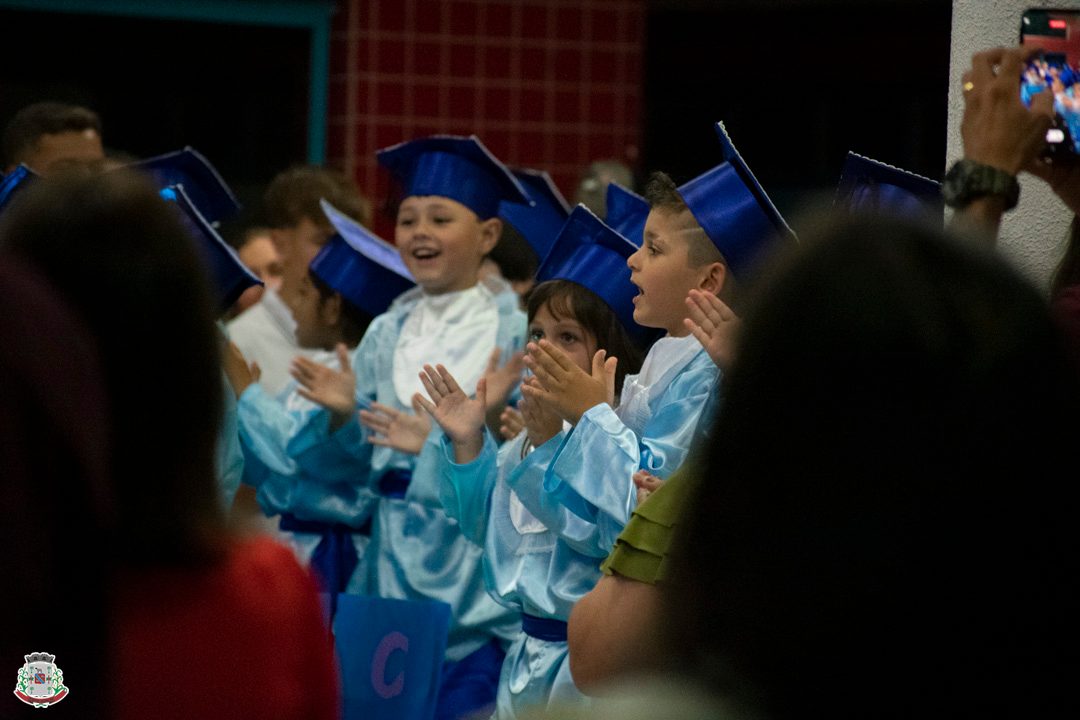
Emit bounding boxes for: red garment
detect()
[112,536,338,720]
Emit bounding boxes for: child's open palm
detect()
[522,340,617,424]
[684,289,740,370]
[359,395,431,455]
[414,364,486,463]
[292,343,356,422]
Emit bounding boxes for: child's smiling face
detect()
[627,208,712,336]
[395,196,500,295]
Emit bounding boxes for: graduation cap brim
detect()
[604,182,649,247]
[835,152,943,216]
[536,204,647,343]
[129,147,240,225]
[161,184,261,314]
[376,135,531,219]
[315,199,415,318]
[499,167,571,260]
[0,164,36,216]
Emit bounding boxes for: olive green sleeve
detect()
[600,465,697,585]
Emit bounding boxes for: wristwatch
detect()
[941,159,1020,210]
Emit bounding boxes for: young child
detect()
[417,205,645,719]
[518,122,793,555]
[226,200,414,603]
[228,165,370,396]
[291,135,532,719]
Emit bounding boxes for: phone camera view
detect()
[1021,9,1080,155]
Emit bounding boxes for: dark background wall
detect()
[0,0,953,236]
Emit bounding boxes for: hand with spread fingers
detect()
[291,342,356,427]
[499,405,525,441]
[358,395,432,455]
[684,289,740,370]
[521,340,617,425]
[961,45,1054,175]
[519,379,564,448]
[414,363,486,464]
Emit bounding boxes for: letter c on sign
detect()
[371,631,409,699]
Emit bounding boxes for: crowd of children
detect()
[1,43,1078,720]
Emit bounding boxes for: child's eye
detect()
[433,216,452,225]
[559,332,578,344]
[645,241,659,256]
[528,328,544,342]
[397,217,415,227]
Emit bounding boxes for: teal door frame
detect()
[0,0,336,164]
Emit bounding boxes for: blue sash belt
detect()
[521,613,568,642]
[278,513,371,607]
[378,468,413,499]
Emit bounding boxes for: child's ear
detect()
[478,217,502,256]
[700,260,726,296]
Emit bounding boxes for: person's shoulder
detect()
[222,535,321,607]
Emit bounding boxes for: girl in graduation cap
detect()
[224,200,414,607]
[291,135,532,719]
[416,203,647,719]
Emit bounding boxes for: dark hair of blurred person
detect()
[0,257,112,718]
[662,214,1080,718]
[2,101,105,173]
[0,169,338,720]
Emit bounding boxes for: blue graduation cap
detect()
[834,152,943,219]
[0,164,36,216]
[677,121,794,280]
[376,135,531,220]
[604,182,648,247]
[160,185,261,315]
[127,147,240,225]
[498,168,570,261]
[316,199,416,318]
[536,204,649,343]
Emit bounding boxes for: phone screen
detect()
[1020,9,1080,155]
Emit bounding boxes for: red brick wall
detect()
[326,0,645,237]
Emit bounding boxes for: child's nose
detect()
[627,247,641,271]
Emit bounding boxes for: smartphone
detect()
[1020,8,1080,156]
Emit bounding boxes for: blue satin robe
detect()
[293,285,526,662]
[236,345,377,594]
[437,428,597,718]
[505,346,719,558]
[216,371,244,512]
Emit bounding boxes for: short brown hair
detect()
[263,165,371,230]
[2,102,102,168]
[643,171,722,268]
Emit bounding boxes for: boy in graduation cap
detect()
[518,122,793,557]
[290,135,531,719]
[225,200,414,607]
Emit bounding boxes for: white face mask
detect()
[617,334,702,434]
[392,285,499,407]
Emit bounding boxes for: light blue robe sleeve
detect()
[436,431,498,546]
[216,372,244,511]
[541,353,719,553]
[499,431,609,558]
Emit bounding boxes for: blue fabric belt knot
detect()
[521,613,568,642]
[278,513,371,614]
[379,468,413,499]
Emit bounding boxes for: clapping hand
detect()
[414,364,486,464]
[292,343,356,428]
[359,395,432,455]
[521,340,617,425]
[684,289,740,370]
